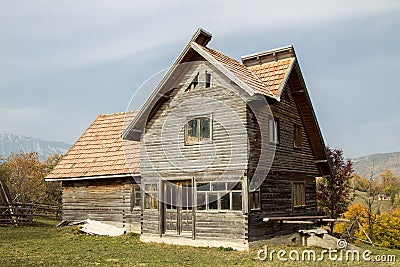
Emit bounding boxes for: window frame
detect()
[196,181,242,212]
[185,115,213,145]
[130,184,141,211]
[186,72,199,92]
[249,189,261,211]
[292,181,306,208]
[269,116,280,144]
[144,183,158,210]
[293,124,302,148]
[205,71,212,88]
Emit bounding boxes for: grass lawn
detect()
[0,217,398,266]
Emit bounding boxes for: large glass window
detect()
[196,181,242,211]
[185,116,212,144]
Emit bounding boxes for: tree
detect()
[358,163,381,241]
[337,204,400,249]
[3,152,44,203]
[374,207,400,249]
[1,152,63,205]
[317,146,354,234]
[42,154,63,204]
[380,170,400,205]
[350,173,369,192]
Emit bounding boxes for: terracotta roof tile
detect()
[46,111,140,180]
[196,45,295,99]
[247,58,295,96]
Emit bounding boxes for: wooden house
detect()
[121,29,331,250]
[46,28,331,250]
[45,112,141,233]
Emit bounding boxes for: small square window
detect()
[185,116,212,144]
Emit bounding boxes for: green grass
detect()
[0,217,399,266]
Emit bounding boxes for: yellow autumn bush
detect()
[335,203,369,241]
[335,203,400,249]
[374,208,400,249]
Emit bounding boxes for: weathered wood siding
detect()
[62,178,141,232]
[195,212,247,240]
[269,82,320,175]
[248,174,316,241]
[141,61,248,239]
[246,72,319,242]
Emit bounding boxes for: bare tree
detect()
[359,162,381,241]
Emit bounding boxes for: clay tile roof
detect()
[46,111,140,180]
[198,45,275,98]
[247,58,295,96]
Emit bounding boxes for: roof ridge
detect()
[98,110,139,117]
[241,45,296,67]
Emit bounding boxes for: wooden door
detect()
[162,180,192,235]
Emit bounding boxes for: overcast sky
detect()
[1,0,399,158]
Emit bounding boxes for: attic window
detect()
[293,124,302,148]
[185,116,212,145]
[269,117,280,144]
[205,71,212,88]
[186,73,199,91]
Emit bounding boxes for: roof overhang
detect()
[45,173,140,182]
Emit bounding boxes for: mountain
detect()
[351,152,400,181]
[0,134,71,161]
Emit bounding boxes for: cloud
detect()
[0,1,399,157]
[1,0,399,74]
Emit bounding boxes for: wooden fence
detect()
[0,202,61,224]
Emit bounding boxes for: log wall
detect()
[246,71,320,242]
[62,177,141,233]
